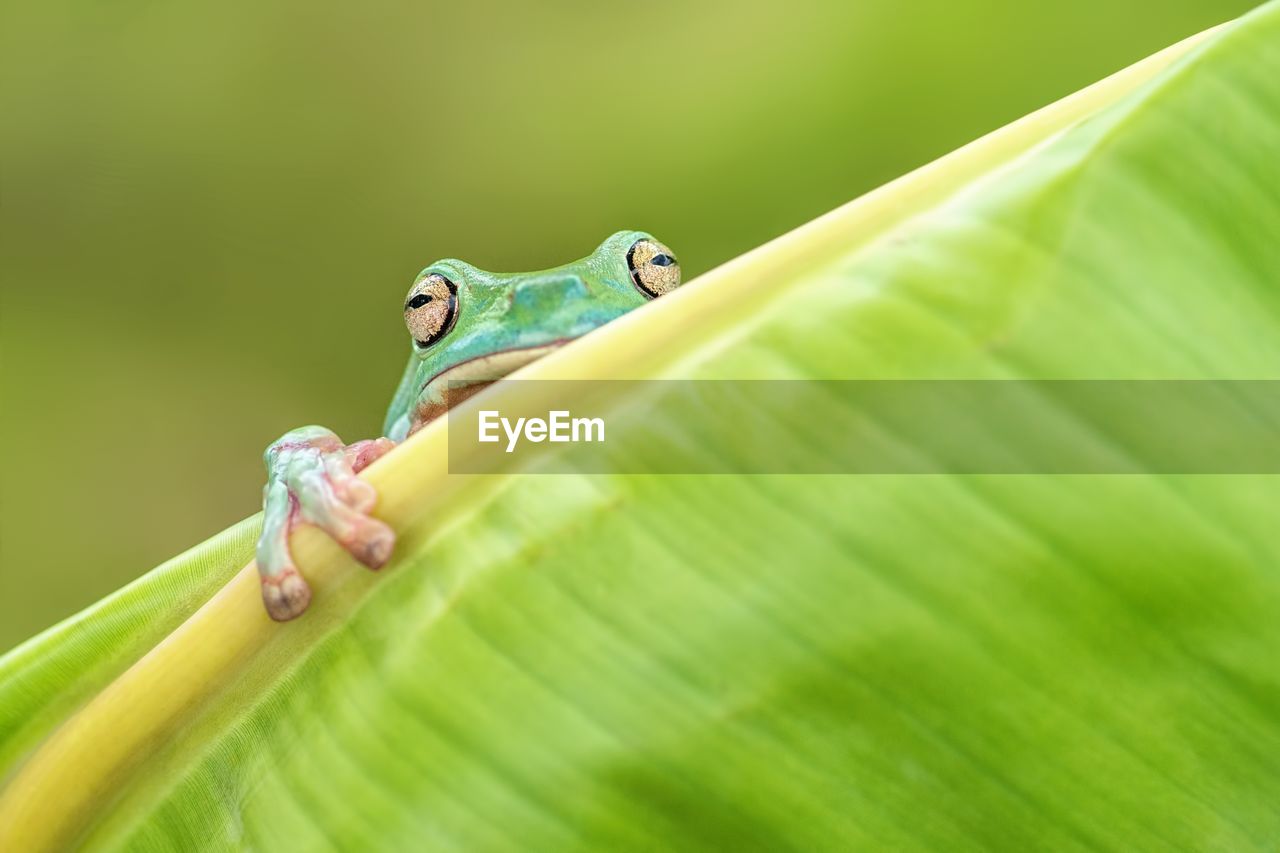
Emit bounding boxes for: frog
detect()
[256,231,682,621]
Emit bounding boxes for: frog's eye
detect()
[627,238,681,299]
[404,273,458,349]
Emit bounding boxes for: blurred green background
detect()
[0,0,1257,650]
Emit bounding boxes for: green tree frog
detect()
[257,231,681,620]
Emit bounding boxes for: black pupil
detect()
[650,254,675,267]
[408,293,433,309]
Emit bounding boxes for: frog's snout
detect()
[511,273,590,309]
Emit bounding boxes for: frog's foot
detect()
[256,427,397,621]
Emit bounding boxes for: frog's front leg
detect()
[256,425,397,621]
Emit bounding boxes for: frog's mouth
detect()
[415,340,570,425]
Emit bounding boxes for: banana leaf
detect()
[2,5,1279,849]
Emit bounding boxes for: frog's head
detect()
[401,230,681,428]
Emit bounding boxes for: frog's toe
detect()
[346,437,397,473]
[261,567,312,622]
[297,473,396,569]
[343,516,396,570]
[340,477,378,514]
